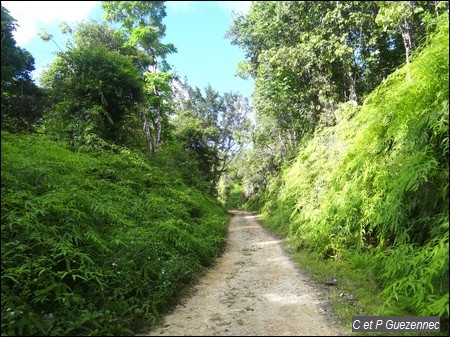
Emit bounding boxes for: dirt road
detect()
[141,211,346,336]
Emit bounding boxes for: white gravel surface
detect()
[141,211,346,336]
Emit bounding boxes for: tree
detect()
[376,1,448,71]
[101,1,176,154]
[172,110,219,187]
[226,0,445,171]
[173,81,252,194]
[217,92,252,179]
[40,23,143,149]
[1,5,45,132]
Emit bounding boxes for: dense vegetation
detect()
[1,2,241,335]
[224,1,449,332]
[1,4,46,131]
[2,0,449,335]
[1,132,229,335]
[264,15,448,317]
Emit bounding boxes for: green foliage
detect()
[1,5,35,88]
[217,176,246,210]
[40,42,143,149]
[227,1,445,174]
[101,1,177,154]
[170,111,219,187]
[39,2,177,155]
[101,1,176,66]
[173,82,252,194]
[253,13,449,324]
[292,249,384,332]
[374,233,449,317]
[1,131,229,335]
[1,5,46,132]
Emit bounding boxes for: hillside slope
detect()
[1,133,229,335]
[258,13,448,323]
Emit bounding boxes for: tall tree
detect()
[227,0,445,166]
[376,1,448,69]
[102,1,176,154]
[173,81,252,193]
[40,22,143,149]
[1,5,44,132]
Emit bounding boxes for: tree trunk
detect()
[399,1,416,80]
[400,18,413,66]
[154,94,162,149]
[348,70,358,105]
[141,109,154,155]
[152,59,163,149]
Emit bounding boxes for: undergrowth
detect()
[255,13,449,332]
[1,132,229,336]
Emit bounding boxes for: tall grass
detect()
[260,13,448,325]
[1,132,229,335]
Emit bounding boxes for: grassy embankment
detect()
[245,14,449,335]
[1,133,230,335]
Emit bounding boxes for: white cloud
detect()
[2,1,99,45]
[166,1,251,16]
[217,1,251,15]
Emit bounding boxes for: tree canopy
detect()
[1,5,44,131]
[226,1,446,163]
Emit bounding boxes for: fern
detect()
[1,130,229,335]
[258,13,449,323]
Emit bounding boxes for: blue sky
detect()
[2,1,254,99]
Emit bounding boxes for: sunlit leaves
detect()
[40,42,143,148]
[173,82,252,194]
[101,1,176,64]
[256,13,448,320]
[1,131,229,335]
[227,1,445,175]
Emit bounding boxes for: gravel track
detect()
[141,210,346,336]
